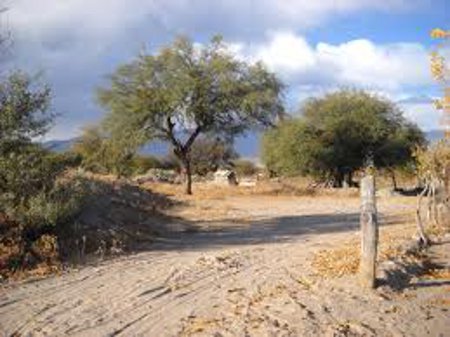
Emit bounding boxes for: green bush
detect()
[233,159,259,177]
[72,126,138,178]
[131,155,162,175]
[51,151,83,169]
[0,144,87,237]
[8,178,86,231]
[0,145,64,208]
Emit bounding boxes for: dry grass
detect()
[145,177,360,201]
[312,245,360,278]
[311,220,416,279]
[144,178,362,226]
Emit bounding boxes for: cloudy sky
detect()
[4,0,450,140]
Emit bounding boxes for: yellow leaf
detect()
[430,28,448,39]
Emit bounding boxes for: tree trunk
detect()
[390,169,397,190]
[180,155,192,195]
[343,171,353,188]
[165,118,202,195]
[334,171,344,188]
[184,159,193,195]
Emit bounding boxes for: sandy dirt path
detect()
[1,196,449,337]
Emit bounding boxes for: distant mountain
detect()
[42,138,80,152]
[42,133,262,157]
[41,129,445,159]
[42,137,171,156]
[426,129,445,143]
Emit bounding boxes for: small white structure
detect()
[239,177,257,187]
[214,169,238,186]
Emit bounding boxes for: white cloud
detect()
[9,0,417,42]
[255,33,316,74]
[230,31,437,129]
[235,31,431,91]
[318,40,429,89]
[400,100,441,131]
[10,0,140,40]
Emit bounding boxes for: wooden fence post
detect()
[359,174,378,288]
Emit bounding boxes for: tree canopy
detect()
[98,35,284,193]
[262,89,426,186]
[0,72,52,153]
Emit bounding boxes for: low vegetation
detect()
[232,159,259,177]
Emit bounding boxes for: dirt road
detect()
[1,194,449,336]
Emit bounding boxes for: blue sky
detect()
[5,0,450,140]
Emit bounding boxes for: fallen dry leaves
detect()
[311,222,416,278]
[311,244,360,278]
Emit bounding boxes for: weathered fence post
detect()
[359,174,378,288]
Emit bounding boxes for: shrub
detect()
[72,126,139,178]
[233,159,259,177]
[131,155,163,175]
[8,177,86,231]
[0,145,65,209]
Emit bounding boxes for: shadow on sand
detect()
[148,212,405,252]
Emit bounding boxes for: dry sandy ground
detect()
[0,190,449,337]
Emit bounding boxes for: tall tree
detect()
[0,71,52,153]
[262,90,425,187]
[98,35,284,194]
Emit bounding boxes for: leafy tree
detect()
[377,122,425,189]
[0,72,52,153]
[72,126,136,178]
[262,90,426,187]
[0,72,54,204]
[98,35,284,194]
